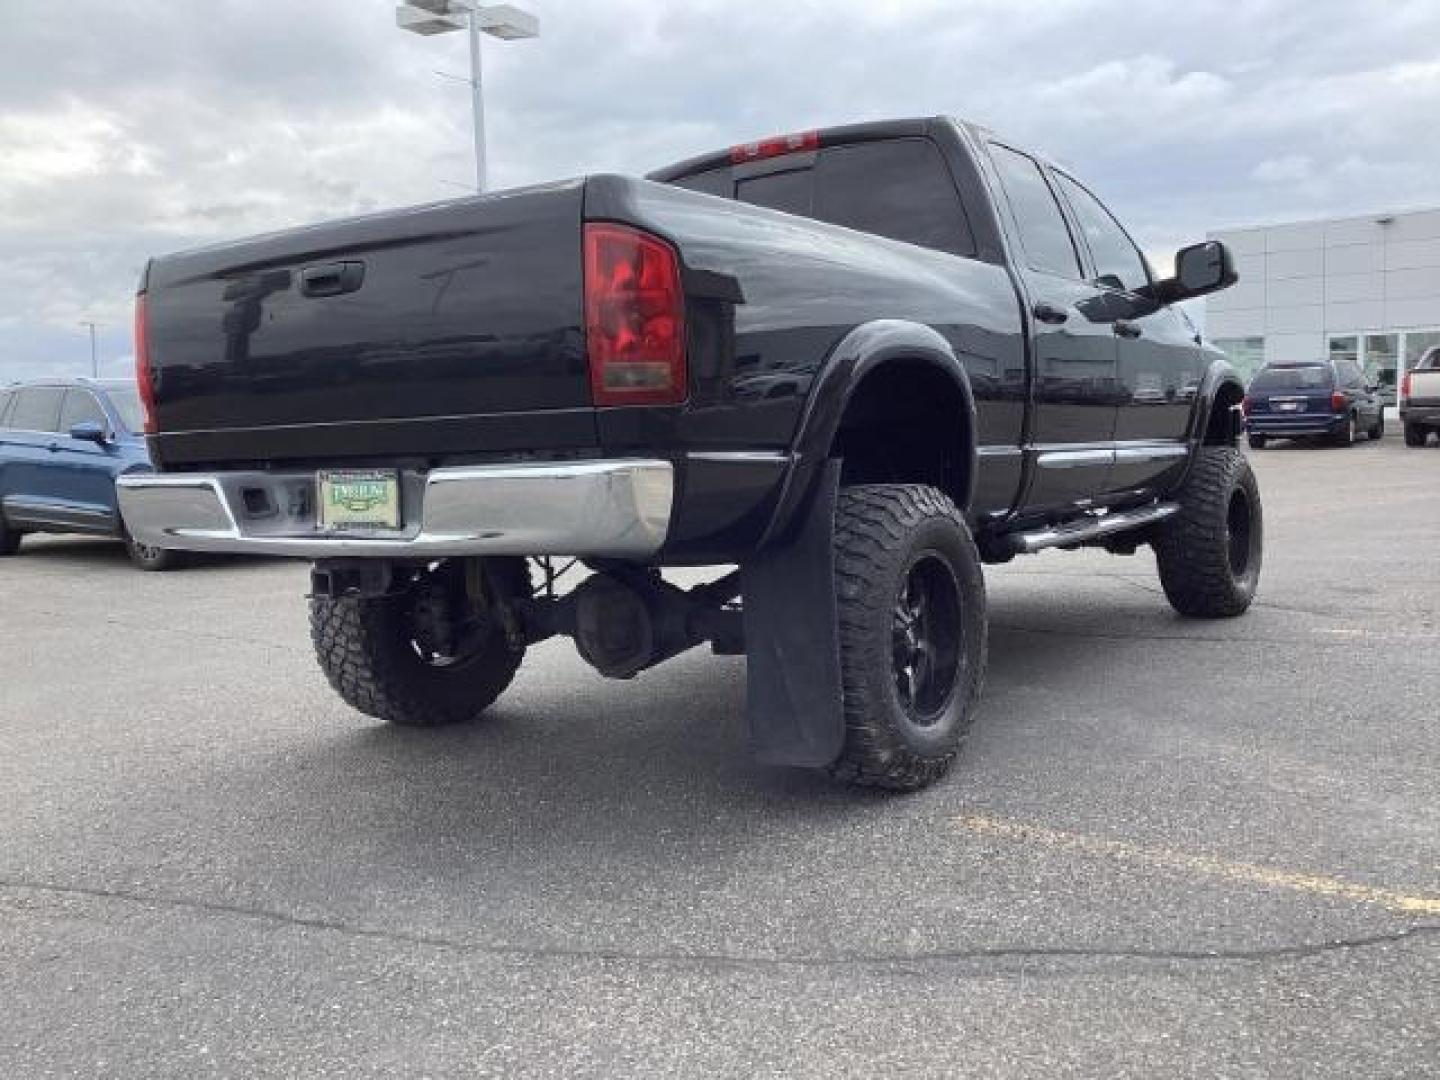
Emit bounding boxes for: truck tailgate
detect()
[1407,369,1440,404]
[142,179,594,467]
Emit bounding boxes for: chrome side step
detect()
[1008,502,1180,555]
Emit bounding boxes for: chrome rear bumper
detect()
[116,460,674,558]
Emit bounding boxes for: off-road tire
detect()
[0,517,19,556]
[309,558,529,728]
[1247,434,1267,450]
[828,484,987,792]
[1367,411,1384,441]
[1153,447,1262,618]
[1403,423,1427,448]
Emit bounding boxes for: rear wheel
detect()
[1404,423,1427,448]
[310,557,529,727]
[1247,434,1267,450]
[1368,410,1385,441]
[1152,447,1262,618]
[828,484,987,792]
[1331,413,1356,447]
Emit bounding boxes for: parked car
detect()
[1243,359,1384,448]
[118,116,1258,791]
[1400,345,1440,447]
[0,378,179,569]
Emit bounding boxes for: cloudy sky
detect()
[3,0,1439,381]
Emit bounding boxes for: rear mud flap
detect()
[741,460,845,767]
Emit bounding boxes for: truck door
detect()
[1050,170,1199,494]
[986,143,1119,510]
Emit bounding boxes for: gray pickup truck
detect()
[1402,345,1440,446]
[118,116,1260,791]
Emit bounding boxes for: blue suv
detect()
[0,378,179,569]
[1243,358,1385,449]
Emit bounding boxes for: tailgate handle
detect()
[300,261,365,298]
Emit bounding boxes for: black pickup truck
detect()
[119,117,1260,791]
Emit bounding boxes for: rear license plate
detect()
[317,469,401,530]
[1275,400,1304,412]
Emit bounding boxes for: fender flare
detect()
[759,319,980,549]
[1189,356,1247,448]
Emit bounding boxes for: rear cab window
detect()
[1250,365,1333,392]
[987,143,1082,279]
[670,137,977,258]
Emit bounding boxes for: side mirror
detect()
[1150,240,1238,304]
[69,420,109,444]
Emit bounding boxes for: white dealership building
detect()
[1206,206,1440,407]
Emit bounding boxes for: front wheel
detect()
[1152,448,1262,618]
[1368,411,1385,441]
[828,485,988,792]
[125,531,180,571]
[309,557,529,727]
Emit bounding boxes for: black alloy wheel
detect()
[891,554,963,728]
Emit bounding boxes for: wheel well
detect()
[1204,380,1245,445]
[829,360,973,510]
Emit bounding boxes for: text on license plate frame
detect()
[317,469,402,530]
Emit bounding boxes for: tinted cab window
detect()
[1052,172,1150,292]
[988,144,1081,278]
[675,138,976,257]
[7,387,66,432]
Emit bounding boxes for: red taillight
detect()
[1330,390,1347,412]
[583,223,686,408]
[1241,394,1252,416]
[134,293,156,434]
[1401,371,1412,401]
[729,129,819,165]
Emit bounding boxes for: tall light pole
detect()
[395,2,539,193]
[79,320,100,378]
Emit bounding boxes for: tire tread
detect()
[827,484,987,792]
[1153,448,1262,618]
[309,561,527,727]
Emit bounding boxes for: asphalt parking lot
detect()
[1,439,1437,1078]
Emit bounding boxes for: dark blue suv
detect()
[0,378,179,569]
[1243,358,1385,449]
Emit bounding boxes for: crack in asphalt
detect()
[2,877,1436,976]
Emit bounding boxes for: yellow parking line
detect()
[953,814,1440,917]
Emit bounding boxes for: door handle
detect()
[300,261,365,298]
[1113,319,1143,339]
[1032,301,1069,325]
[46,442,63,453]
